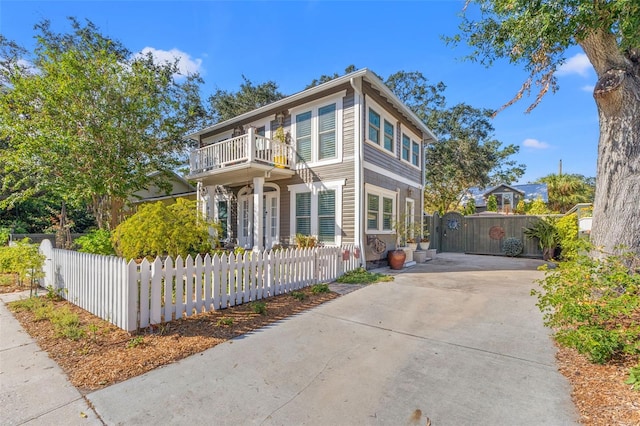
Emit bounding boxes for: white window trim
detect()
[288,179,345,245]
[366,97,398,157]
[289,91,345,168]
[365,183,397,235]
[247,118,272,139]
[400,129,422,171]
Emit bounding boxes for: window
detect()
[365,184,397,233]
[291,94,342,166]
[296,111,312,163]
[318,190,336,243]
[288,180,345,245]
[295,192,311,235]
[384,120,394,152]
[217,201,228,240]
[367,194,379,230]
[368,109,380,144]
[318,104,336,160]
[412,141,420,166]
[402,134,411,162]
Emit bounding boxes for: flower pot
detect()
[387,249,406,270]
[407,242,418,251]
[419,241,430,250]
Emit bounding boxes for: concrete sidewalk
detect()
[87,253,577,425]
[0,291,101,425]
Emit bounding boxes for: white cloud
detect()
[523,138,550,149]
[137,47,203,76]
[557,53,592,77]
[581,84,595,93]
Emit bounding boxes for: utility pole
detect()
[559,159,563,176]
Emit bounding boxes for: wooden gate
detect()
[440,212,466,253]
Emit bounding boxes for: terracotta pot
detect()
[387,249,406,270]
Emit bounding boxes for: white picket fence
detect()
[40,240,361,331]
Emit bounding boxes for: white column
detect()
[253,176,264,251]
[247,127,255,163]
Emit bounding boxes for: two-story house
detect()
[187,68,436,267]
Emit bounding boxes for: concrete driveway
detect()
[88,253,577,425]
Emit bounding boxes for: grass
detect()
[336,268,394,284]
[9,296,85,340]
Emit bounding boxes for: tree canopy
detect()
[452,0,640,254]
[208,76,284,124]
[536,173,595,213]
[0,18,206,230]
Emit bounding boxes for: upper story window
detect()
[367,100,397,155]
[412,141,420,167]
[368,109,380,144]
[291,92,344,167]
[383,120,394,152]
[402,132,421,169]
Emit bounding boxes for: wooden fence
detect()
[40,240,361,332]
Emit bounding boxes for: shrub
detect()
[75,229,115,255]
[527,198,551,215]
[0,238,45,286]
[251,301,267,315]
[112,199,220,260]
[486,194,498,212]
[311,283,330,294]
[0,227,9,246]
[336,268,394,284]
[524,217,559,260]
[555,213,579,259]
[502,237,523,257]
[532,248,640,366]
[295,234,317,248]
[290,291,306,301]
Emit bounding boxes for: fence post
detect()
[39,240,54,289]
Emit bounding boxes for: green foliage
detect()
[50,306,85,340]
[451,1,639,112]
[75,229,115,255]
[0,238,45,286]
[251,301,267,315]
[216,317,234,326]
[311,283,331,294]
[556,213,579,259]
[336,268,394,284]
[0,228,9,246]
[536,174,595,213]
[527,198,551,215]
[112,199,218,260]
[290,291,306,301]
[486,194,498,212]
[305,65,358,89]
[126,336,145,349]
[625,364,640,390]
[0,18,206,230]
[294,234,317,248]
[515,200,527,214]
[502,237,523,257]
[208,75,284,123]
[524,217,559,260]
[463,198,476,215]
[532,249,640,366]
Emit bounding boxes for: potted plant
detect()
[419,234,430,250]
[524,217,559,260]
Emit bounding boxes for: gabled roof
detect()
[186,68,437,143]
[463,183,549,207]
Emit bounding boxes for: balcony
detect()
[189,128,295,186]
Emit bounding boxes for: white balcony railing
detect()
[190,128,294,176]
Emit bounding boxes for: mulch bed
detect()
[8,287,337,394]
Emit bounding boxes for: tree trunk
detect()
[581,32,640,255]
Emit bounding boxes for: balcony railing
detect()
[190,128,294,176]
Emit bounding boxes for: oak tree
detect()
[452,0,640,253]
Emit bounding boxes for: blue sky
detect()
[0,0,599,184]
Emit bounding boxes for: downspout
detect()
[350,77,366,267]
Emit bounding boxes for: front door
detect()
[264,193,279,249]
[237,186,280,249]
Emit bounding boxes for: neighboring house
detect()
[130,171,197,206]
[186,68,437,267]
[463,183,549,213]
